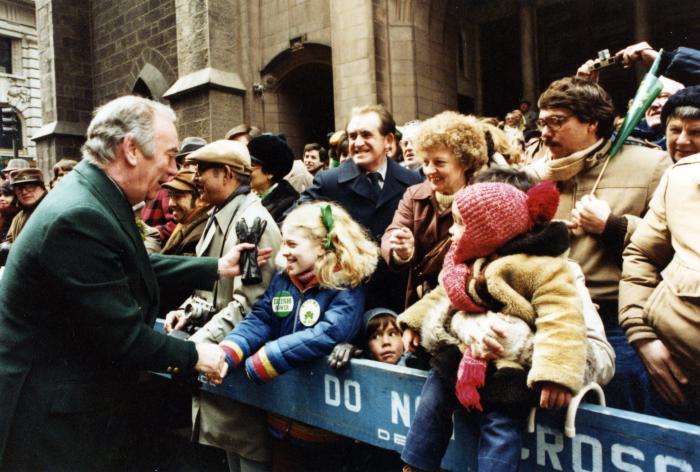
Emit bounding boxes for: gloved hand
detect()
[327,342,362,369]
[235,217,268,285]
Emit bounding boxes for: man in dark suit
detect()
[0,96,256,471]
[299,104,423,311]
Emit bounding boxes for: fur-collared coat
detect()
[397,252,588,393]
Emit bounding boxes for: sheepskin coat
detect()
[397,252,588,393]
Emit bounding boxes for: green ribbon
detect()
[321,204,335,251]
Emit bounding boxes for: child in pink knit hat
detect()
[398,176,588,472]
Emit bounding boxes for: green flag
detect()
[608,49,665,158]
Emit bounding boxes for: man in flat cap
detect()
[161,169,211,256]
[0,96,261,470]
[166,139,281,471]
[5,168,47,242]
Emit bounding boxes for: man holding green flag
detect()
[526,76,671,413]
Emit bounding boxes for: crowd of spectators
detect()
[0,41,699,471]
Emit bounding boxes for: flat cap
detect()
[10,168,44,187]
[3,158,29,175]
[186,139,251,175]
[161,169,197,192]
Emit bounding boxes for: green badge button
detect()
[272,290,294,317]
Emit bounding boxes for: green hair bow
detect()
[321,204,335,251]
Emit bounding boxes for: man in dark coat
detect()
[298,104,423,311]
[0,96,250,471]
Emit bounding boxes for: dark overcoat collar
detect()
[337,157,416,208]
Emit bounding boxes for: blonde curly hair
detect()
[282,202,378,290]
[415,111,488,181]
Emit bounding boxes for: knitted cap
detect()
[451,181,559,262]
[661,84,700,126]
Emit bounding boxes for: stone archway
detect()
[259,44,334,157]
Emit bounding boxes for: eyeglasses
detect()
[536,114,573,131]
[194,162,224,175]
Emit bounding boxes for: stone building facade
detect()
[0,0,41,167]
[34,0,699,168]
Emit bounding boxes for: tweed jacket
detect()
[381,180,453,308]
[620,154,700,385]
[398,253,587,392]
[527,142,670,309]
[0,160,219,470]
[187,190,281,461]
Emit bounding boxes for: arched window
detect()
[133,78,153,100]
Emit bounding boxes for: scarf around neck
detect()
[528,138,610,182]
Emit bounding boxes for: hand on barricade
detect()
[538,382,572,410]
[327,343,363,369]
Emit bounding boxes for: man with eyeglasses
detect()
[526,76,671,414]
[5,168,47,242]
[165,139,281,472]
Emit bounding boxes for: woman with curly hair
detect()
[381,111,488,309]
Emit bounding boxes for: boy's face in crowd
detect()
[400,129,420,167]
[368,318,404,364]
[280,225,324,277]
[449,201,466,243]
[666,117,700,162]
[303,150,324,173]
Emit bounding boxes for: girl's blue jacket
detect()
[220,271,365,383]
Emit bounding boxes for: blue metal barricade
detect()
[201,357,700,471]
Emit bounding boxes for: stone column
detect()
[33,0,93,176]
[164,0,247,141]
[519,0,537,106]
[329,0,378,129]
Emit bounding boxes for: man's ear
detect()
[122,135,139,167]
[588,120,599,135]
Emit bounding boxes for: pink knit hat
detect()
[451,181,559,263]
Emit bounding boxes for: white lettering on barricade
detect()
[537,425,564,471]
[391,391,411,427]
[344,380,361,412]
[572,434,603,472]
[378,429,390,441]
[324,375,362,412]
[324,374,340,407]
[394,433,407,446]
[611,444,644,472]
[654,455,692,472]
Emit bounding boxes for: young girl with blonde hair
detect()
[213,201,378,471]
